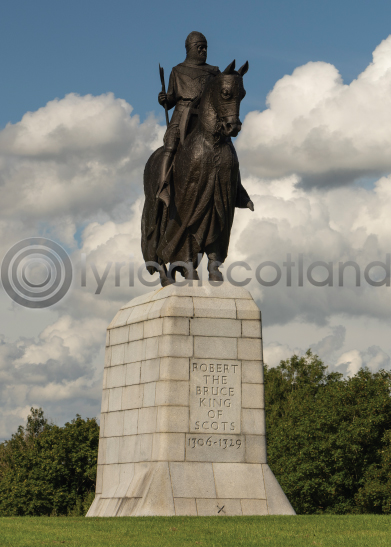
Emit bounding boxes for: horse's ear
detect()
[238,61,249,76]
[223,60,236,74]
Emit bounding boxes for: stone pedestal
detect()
[87,284,295,517]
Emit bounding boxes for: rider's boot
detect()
[207,253,224,282]
[157,151,173,208]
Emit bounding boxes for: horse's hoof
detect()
[161,277,175,287]
[208,271,224,282]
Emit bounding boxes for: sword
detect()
[159,64,170,128]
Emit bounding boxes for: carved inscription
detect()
[190,360,241,434]
[187,435,243,449]
[185,433,245,462]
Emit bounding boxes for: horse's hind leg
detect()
[207,252,224,282]
[159,264,175,287]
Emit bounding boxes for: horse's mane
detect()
[197,78,219,135]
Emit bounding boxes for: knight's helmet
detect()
[185,31,207,53]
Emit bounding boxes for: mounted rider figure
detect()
[157,31,220,207]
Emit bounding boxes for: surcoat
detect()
[164,62,220,144]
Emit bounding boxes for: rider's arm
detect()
[159,70,177,110]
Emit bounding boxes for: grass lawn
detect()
[0,515,390,547]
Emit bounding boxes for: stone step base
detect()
[86,462,295,516]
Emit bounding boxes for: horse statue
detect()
[141,60,253,286]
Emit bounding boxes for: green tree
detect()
[355,429,391,513]
[0,408,99,516]
[265,350,391,514]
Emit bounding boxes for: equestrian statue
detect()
[141,31,254,286]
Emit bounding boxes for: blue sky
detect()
[1,0,390,128]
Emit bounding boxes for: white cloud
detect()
[263,325,345,370]
[336,349,363,376]
[263,341,301,369]
[0,92,163,248]
[335,345,390,376]
[228,173,391,328]
[14,315,106,367]
[0,315,105,438]
[237,35,391,185]
[0,92,162,439]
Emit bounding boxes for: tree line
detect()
[265,350,391,514]
[0,409,98,516]
[0,350,390,515]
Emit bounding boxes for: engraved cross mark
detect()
[217,504,225,514]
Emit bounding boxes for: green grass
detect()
[0,516,390,547]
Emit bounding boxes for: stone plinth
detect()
[86,284,295,517]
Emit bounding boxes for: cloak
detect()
[154,127,250,266]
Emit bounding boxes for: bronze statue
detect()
[141,32,254,286]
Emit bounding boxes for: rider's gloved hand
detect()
[158,92,167,106]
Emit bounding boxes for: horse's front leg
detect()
[169,262,199,281]
[183,262,200,281]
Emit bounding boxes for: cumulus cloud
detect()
[0,92,162,438]
[0,92,163,251]
[263,325,346,369]
[237,35,391,186]
[263,341,302,369]
[335,345,391,376]
[0,315,105,438]
[263,323,391,381]
[229,174,391,327]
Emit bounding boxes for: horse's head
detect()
[211,60,249,138]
